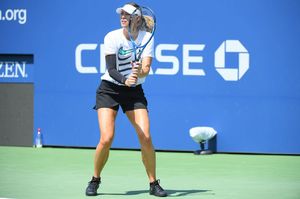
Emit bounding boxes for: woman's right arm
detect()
[106,54,137,87]
[106,54,127,84]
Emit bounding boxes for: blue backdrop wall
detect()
[1,0,300,154]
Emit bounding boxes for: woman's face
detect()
[120,10,130,28]
[120,10,141,31]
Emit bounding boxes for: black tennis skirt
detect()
[94,80,148,113]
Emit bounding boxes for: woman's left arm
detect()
[137,56,152,78]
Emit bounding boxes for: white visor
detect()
[116,4,141,16]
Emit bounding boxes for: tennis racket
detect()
[127,6,156,62]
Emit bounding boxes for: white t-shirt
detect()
[101,28,154,86]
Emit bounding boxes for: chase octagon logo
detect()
[214,40,250,81]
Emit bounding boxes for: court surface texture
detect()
[0,146,299,199]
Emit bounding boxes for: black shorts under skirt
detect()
[94,80,148,113]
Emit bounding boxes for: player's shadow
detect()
[98,189,213,197]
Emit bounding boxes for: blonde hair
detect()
[126,2,154,33]
[143,15,154,33]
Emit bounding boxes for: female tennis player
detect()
[85,2,167,197]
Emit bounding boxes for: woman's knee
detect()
[139,134,153,146]
[99,135,114,148]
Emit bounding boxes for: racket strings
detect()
[128,16,139,37]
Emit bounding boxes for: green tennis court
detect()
[0,146,299,199]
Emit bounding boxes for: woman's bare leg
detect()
[126,109,156,182]
[93,108,118,177]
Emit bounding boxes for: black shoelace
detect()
[152,180,165,192]
[88,179,100,190]
[155,184,165,192]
